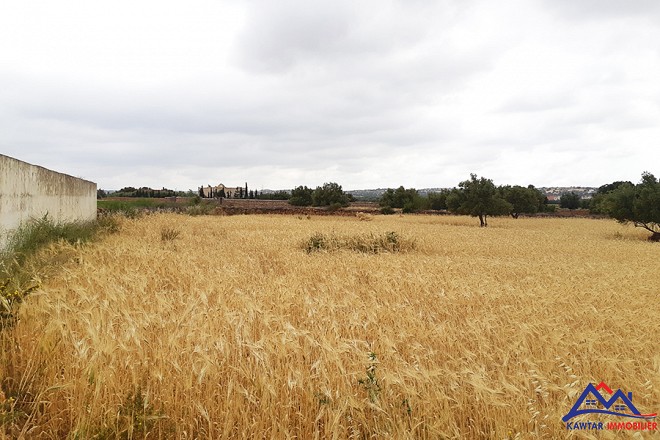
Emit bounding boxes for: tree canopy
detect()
[379,186,428,213]
[499,185,545,218]
[603,172,660,241]
[560,192,581,210]
[590,180,634,214]
[289,186,313,206]
[446,174,511,227]
[312,182,350,207]
[427,190,450,210]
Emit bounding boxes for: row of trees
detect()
[378,177,549,223]
[102,187,184,198]
[104,172,658,240]
[289,182,353,208]
[442,175,546,227]
[375,172,659,239]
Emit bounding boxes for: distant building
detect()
[199,183,244,198]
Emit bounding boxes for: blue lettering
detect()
[565,421,603,430]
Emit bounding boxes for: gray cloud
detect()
[542,0,660,20]
[0,0,658,190]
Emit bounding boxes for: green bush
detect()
[428,191,449,210]
[289,186,314,206]
[402,202,417,214]
[380,187,428,213]
[2,215,99,264]
[185,203,214,216]
[312,182,350,207]
[560,192,581,210]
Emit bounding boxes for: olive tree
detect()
[312,182,350,207]
[289,186,313,206]
[446,174,511,227]
[604,172,660,241]
[499,185,544,218]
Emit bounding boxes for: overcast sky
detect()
[1,0,659,191]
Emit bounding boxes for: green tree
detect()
[532,185,551,213]
[289,186,314,206]
[97,189,107,199]
[254,190,290,200]
[446,174,511,227]
[560,192,581,210]
[604,172,660,241]
[589,180,632,214]
[312,182,349,207]
[427,190,450,210]
[500,185,543,218]
[116,187,138,197]
[379,186,428,213]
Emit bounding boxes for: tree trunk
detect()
[649,231,660,242]
[478,214,488,227]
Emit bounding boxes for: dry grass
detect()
[302,231,415,254]
[1,214,658,439]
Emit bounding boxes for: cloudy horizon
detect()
[1,0,659,191]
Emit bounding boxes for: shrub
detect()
[327,202,344,212]
[185,203,214,216]
[304,232,329,253]
[2,215,98,264]
[289,186,314,206]
[356,212,373,221]
[302,231,415,254]
[160,227,181,242]
[312,182,350,207]
[380,206,395,215]
[402,202,416,214]
[1,277,40,325]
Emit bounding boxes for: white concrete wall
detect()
[0,154,97,250]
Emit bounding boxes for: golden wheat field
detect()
[1,213,659,439]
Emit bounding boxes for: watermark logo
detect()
[563,381,657,431]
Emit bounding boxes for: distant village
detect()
[538,187,597,202]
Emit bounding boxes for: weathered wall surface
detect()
[0,154,97,249]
